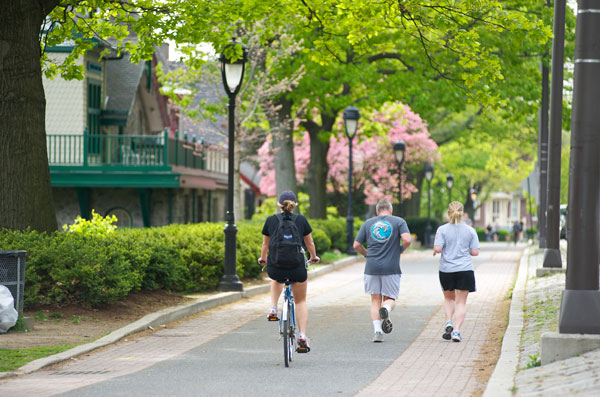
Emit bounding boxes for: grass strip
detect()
[0,345,77,372]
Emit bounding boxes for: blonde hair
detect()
[448,201,464,224]
[278,200,297,213]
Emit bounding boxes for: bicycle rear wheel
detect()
[283,317,290,367]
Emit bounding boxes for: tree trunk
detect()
[0,1,58,232]
[269,96,297,196]
[304,113,335,219]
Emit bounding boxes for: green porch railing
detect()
[47,130,227,173]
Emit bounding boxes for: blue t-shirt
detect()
[355,215,410,275]
[434,222,480,272]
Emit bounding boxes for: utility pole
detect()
[543,0,566,268]
[558,0,600,334]
[538,59,550,249]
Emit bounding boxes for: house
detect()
[44,42,230,228]
[473,191,529,232]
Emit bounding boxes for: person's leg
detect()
[382,296,396,312]
[371,294,383,320]
[270,279,284,308]
[291,280,308,334]
[443,290,456,322]
[453,290,469,331]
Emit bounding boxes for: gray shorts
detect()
[364,274,401,300]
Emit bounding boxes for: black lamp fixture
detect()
[343,105,360,255]
[424,163,434,248]
[446,174,454,203]
[393,140,406,216]
[218,40,248,292]
[470,187,478,201]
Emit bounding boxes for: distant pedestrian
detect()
[512,220,522,245]
[433,201,480,342]
[486,224,493,241]
[353,199,411,343]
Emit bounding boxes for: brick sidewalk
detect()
[357,248,522,396]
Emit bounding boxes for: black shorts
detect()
[267,265,307,284]
[439,270,476,292]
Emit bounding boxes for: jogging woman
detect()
[433,201,480,342]
[258,191,320,352]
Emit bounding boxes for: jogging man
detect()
[353,199,411,342]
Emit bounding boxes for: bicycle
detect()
[260,256,317,367]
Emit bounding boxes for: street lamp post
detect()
[446,174,454,203]
[424,163,434,248]
[393,140,406,216]
[344,106,360,255]
[218,41,248,291]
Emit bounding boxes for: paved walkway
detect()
[358,246,522,396]
[0,245,524,396]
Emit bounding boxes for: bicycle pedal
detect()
[296,346,309,353]
[268,317,279,322]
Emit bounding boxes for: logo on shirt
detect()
[371,221,392,241]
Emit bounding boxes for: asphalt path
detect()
[48,248,489,396]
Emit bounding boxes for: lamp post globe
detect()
[424,163,434,248]
[218,41,248,291]
[343,105,360,255]
[393,140,406,216]
[446,174,454,203]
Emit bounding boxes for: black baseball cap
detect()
[278,190,297,204]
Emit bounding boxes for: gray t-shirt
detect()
[355,215,410,275]
[434,222,480,272]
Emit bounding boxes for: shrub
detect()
[475,227,487,241]
[311,228,332,253]
[0,215,351,307]
[404,217,441,244]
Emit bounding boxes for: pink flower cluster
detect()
[258,102,439,205]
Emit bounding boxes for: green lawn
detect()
[0,345,77,372]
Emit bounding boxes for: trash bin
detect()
[0,251,26,314]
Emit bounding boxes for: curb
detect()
[483,245,530,397]
[0,256,362,379]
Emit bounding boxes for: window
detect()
[87,80,102,154]
[492,200,501,218]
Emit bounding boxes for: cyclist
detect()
[353,199,411,343]
[258,190,320,353]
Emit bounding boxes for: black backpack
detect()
[268,213,305,268]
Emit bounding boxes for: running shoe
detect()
[451,330,462,342]
[379,307,393,334]
[372,331,384,343]
[442,321,454,340]
[267,309,279,322]
[297,337,311,353]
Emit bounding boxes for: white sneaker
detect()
[373,331,384,343]
[442,321,453,340]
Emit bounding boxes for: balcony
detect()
[47,130,228,188]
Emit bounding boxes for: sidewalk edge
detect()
[482,246,530,397]
[0,256,361,379]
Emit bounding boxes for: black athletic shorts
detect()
[267,265,307,284]
[439,270,476,292]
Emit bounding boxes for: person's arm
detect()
[470,248,480,256]
[433,245,442,256]
[303,233,320,263]
[400,232,411,251]
[258,235,270,264]
[353,240,367,257]
[469,228,480,256]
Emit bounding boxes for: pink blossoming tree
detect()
[259,102,438,211]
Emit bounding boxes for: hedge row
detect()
[0,218,352,308]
